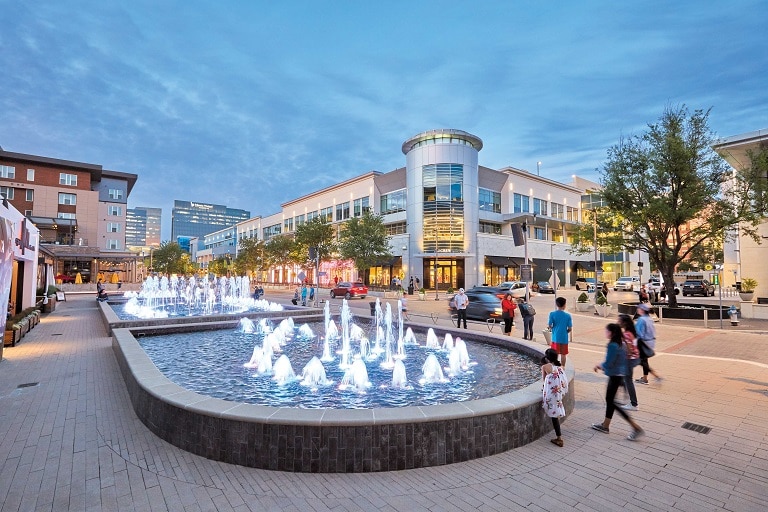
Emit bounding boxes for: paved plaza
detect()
[1,290,767,511]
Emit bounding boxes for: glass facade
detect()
[380,189,406,214]
[126,207,161,248]
[422,164,464,253]
[479,188,501,213]
[171,200,250,244]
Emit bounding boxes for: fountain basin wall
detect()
[112,323,574,473]
[616,302,733,320]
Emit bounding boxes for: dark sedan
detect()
[682,279,715,297]
[536,281,555,294]
[447,290,503,321]
[329,281,368,299]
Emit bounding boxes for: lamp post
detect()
[434,228,439,301]
[149,247,154,274]
[551,243,557,301]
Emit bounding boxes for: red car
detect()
[329,281,368,299]
[56,274,76,284]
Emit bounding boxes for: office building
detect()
[171,200,250,251]
[126,206,162,250]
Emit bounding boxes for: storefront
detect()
[1,203,40,324]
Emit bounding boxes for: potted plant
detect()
[595,291,612,317]
[576,292,591,312]
[418,287,426,300]
[739,278,757,302]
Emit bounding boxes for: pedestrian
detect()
[547,296,572,367]
[601,282,609,299]
[634,303,662,385]
[541,348,568,447]
[591,323,644,440]
[301,285,308,306]
[400,296,409,321]
[501,293,517,335]
[292,287,299,306]
[454,288,469,329]
[638,285,650,303]
[334,275,339,286]
[618,314,640,410]
[519,297,536,340]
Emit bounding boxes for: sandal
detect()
[550,438,564,447]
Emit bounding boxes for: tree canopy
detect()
[293,216,336,265]
[337,211,392,277]
[150,241,196,275]
[572,105,767,306]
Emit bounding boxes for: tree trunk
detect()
[662,268,678,307]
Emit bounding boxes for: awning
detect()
[372,256,402,267]
[572,261,603,272]
[485,256,519,267]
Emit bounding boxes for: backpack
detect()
[522,303,536,316]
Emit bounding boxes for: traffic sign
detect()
[705,264,713,270]
[520,264,532,282]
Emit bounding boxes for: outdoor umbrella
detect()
[111,272,119,284]
[75,273,82,284]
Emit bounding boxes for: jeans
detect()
[523,315,534,339]
[457,309,467,329]
[605,376,633,421]
[623,359,640,406]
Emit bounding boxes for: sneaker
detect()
[591,424,610,434]
[620,404,638,411]
[635,378,649,385]
[654,376,664,383]
[627,428,644,441]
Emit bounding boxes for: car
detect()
[536,281,555,294]
[682,279,715,297]
[613,276,640,292]
[329,281,368,299]
[647,277,680,297]
[447,290,503,321]
[575,277,603,291]
[495,281,529,297]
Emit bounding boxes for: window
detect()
[107,222,120,233]
[24,210,32,216]
[108,205,122,216]
[262,224,281,241]
[534,226,546,240]
[353,196,370,217]
[58,193,76,205]
[57,212,76,219]
[306,210,318,221]
[479,221,502,234]
[551,231,564,243]
[294,214,305,227]
[566,206,578,222]
[26,189,33,201]
[59,173,78,186]
[320,206,333,223]
[283,217,294,232]
[336,201,350,221]
[0,186,14,200]
[108,189,124,200]
[422,164,464,253]
[107,239,120,250]
[513,193,530,213]
[384,222,407,235]
[551,202,564,220]
[479,188,501,213]
[27,169,34,181]
[0,165,15,179]
[533,198,548,216]
[380,189,407,214]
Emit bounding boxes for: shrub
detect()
[446,287,454,294]
[596,292,608,306]
[740,278,757,293]
[419,288,426,293]
[577,292,589,303]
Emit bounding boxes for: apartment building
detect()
[0,149,138,283]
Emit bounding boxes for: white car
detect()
[496,281,529,298]
[613,276,640,292]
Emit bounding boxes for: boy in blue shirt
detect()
[548,297,573,367]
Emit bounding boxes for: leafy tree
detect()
[572,105,766,306]
[151,241,195,275]
[207,256,230,277]
[337,211,392,283]
[294,216,337,277]
[234,236,266,277]
[264,234,298,283]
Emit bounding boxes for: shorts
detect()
[551,342,569,355]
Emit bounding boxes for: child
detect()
[542,348,568,447]
[400,296,409,321]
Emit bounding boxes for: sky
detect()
[1,1,766,241]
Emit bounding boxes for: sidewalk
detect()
[0,293,766,511]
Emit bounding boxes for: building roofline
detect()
[402,129,483,154]
[712,129,768,149]
[102,169,138,196]
[280,170,381,208]
[0,149,103,181]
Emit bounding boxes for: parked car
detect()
[613,276,640,292]
[329,281,368,299]
[682,279,715,297]
[495,281,529,297]
[447,289,503,321]
[536,281,555,294]
[575,277,603,291]
[647,277,681,296]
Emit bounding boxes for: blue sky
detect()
[1,1,766,241]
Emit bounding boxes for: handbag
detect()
[502,310,510,319]
[638,338,655,358]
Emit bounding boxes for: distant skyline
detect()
[2,1,766,241]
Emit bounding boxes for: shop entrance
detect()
[423,258,464,291]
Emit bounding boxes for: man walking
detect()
[519,297,536,340]
[548,296,573,367]
[454,288,469,329]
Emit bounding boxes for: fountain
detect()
[111,294,571,473]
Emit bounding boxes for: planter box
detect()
[595,304,613,317]
[4,328,21,347]
[576,302,592,312]
[739,292,755,302]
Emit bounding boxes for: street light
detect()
[551,243,557,301]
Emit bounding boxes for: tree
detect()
[264,234,298,284]
[293,216,336,278]
[151,241,196,275]
[337,211,392,282]
[207,256,230,277]
[572,105,766,307]
[234,236,266,277]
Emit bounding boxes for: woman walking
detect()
[591,323,644,440]
[635,303,662,384]
[618,314,640,411]
[501,293,517,335]
[542,348,568,447]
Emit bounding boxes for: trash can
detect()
[369,301,376,317]
[407,285,414,295]
[728,305,739,326]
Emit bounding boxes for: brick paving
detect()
[1,292,767,511]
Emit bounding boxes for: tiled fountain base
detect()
[111,324,574,473]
